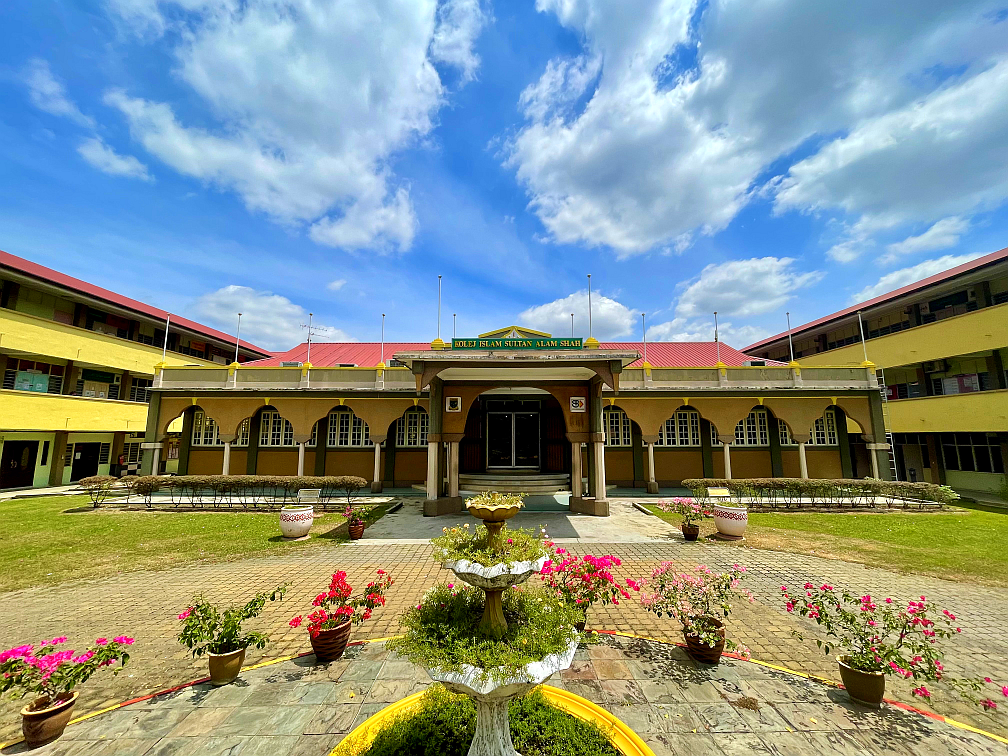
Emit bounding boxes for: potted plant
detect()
[344,505,372,540]
[0,635,133,746]
[177,586,286,685]
[540,549,639,631]
[783,584,1008,708]
[290,569,393,662]
[658,497,710,541]
[711,500,747,540]
[642,563,752,664]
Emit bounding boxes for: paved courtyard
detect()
[1,497,1006,752]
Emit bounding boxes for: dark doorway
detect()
[0,441,39,489]
[70,442,101,482]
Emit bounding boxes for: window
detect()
[3,360,64,394]
[396,409,429,447]
[941,433,1004,474]
[64,444,74,466]
[98,443,111,464]
[259,410,294,446]
[192,410,222,446]
[657,409,701,446]
[778,409,838,446]
[129,378,153,403]
[327,410,372,447]
[124,442,142,464]
[734,409,769,446]
[604,407,632,446]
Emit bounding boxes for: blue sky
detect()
[2,1,1008,351]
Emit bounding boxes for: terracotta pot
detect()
[683,616,725,664]
[348,522,365,540]
[21,692,78,747]
[681,523,700,541]
[838,656,886,707]
[310,621,352,662]
[207,648,246,686]
[712,504,747,540]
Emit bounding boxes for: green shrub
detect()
[353,685,619,756]
[681,478,958,509]
[78,475,117,508]
[432,523,548,567]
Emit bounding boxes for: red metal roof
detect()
[255,340,777,368]
[0,249,271,357]
[744,245,1008,352]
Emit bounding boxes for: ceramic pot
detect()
[681,523,700,541]
[279,506,313,539]
[348,522,365,540]
[310,621,352,662]
[21,692,78,747]
[683,616,725,664]
[207,648,246,686]
[712,504,747,540]
[838,656,886,707]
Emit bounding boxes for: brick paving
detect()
[2,500,1007,750]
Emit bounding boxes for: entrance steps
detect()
[459,472,570,495]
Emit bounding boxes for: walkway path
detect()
[1,498,1006,746]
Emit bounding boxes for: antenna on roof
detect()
[162,314,171,363]
[453,313,456,340]
[233,313,241,364]
[381,313,385,366]
[714,311,721,364]
[437,275,442,341]
[587,274,593,338]
[786,311,794,362]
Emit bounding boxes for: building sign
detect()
[446,396,462,412]
[451,338,583,350]
[570,397,586,413]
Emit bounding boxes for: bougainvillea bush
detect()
[657,497,711,526]
[641,563,752,652]
[177,586,286,657]
[783,584,1008,709]
[539,549,640,621]
[0,636,133,705]
[290,570,393,637]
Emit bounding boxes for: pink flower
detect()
[177,608,192,620]
[982,699,998,711]
[95,638,108,646]
[289,616,303,628]
[113,636,134,646]
[1002,686,1008,698]
[985,677,992,683]
[912,686,931,699]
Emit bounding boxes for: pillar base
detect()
[370,481,383,494]
[570,497,609,516]
[646,481,659,494]
[423,496,464,517]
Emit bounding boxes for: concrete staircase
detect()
[458,472,571,495]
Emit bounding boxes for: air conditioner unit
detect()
[744,360,766,367]
[922,360,947,373]
[280,361,303,367]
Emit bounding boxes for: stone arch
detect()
[687,397,763,444]
[607,397,686,444]
[341,398,431,443]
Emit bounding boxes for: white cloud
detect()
[507,1,1008,257]
[77,137,152,181]
[192,285,353,351]
[104,0,487,252]
[326,279,347,292]
[850,254,980,303]
[22,59,94,127]
[648,257,822,346]
[884,217,969,261]
[518,289,635,340]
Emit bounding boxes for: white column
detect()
[151,446,161,475]
[798,441,809,479]
[722,442,732,480]
[593,440,607,499]
[647,442,657,493]
[570,442,582,498]
[870,446,880,479]
[222,442,231,475]
[426,441,439,499]
[448,441,459,498]
[297,442,305,475]
[373,442,382,489]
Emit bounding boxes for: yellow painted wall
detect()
[257,449,299,475]
[653,449,704,482]
[731,448,773,478]
[795,303,1008,368]
[394,449,427,484]
[886,389,1008,433]
[0,390,148,433]
[807,448,843,478]
[604,449,634,484]
[325,449,375,479]
[0,308,219,375]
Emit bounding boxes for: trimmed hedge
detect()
[681,478,958,510]
[128,474,369,509]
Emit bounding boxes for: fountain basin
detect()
[443,555,549,590]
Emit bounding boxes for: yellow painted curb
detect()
[327,684,654,756]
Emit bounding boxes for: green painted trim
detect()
[700,419,714,478]
[835,407,853,479]
[177,407,194,476]
[246,409,262,475]
[140,391,160,475]
[314,414,328,476]
[768,414,783,478]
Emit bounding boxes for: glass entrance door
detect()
[486,411,540,469]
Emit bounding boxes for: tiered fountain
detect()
[394,493,579,756]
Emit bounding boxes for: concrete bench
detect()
[296,488,321,504]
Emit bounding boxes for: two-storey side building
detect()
[745,246,1008,496]
[0,250,270,490]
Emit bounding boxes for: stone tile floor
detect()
[2,635,1005,756]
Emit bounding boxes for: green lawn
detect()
[0,495,388,592]
[644,504,1008,586]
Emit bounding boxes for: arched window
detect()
[657,409,701,446]
[192,411,249,446]
[778,408,838,446]
[603,407,632,446]
[259,410,295,446]
[733,409,769,446]
[396,408,428,447]
[327,410,372,447]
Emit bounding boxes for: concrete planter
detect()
[712,504,747,540]
[279,506,314,539]
[207,648,245,686]
[838,656,886,707]
[21,692,78,747]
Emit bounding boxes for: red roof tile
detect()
[0,249,271,357]
[254,340,777,368]
[744,245,1008,352]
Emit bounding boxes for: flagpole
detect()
[162,314,170,362]
[587,274,593,339]
[234,313,241,363]
[714,311,721,364]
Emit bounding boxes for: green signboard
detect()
[451,338,583,350]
